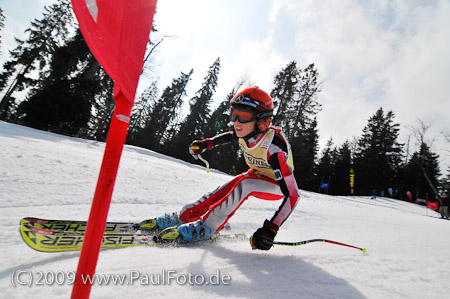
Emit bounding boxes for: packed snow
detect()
[1,120,449,299]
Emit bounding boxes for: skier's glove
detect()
[250,220,279,250]
[189,139,213,158]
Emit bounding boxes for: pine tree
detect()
[126,80,159,145]
[441,133,450,205]
[271,62,321,140]
[315,138,336,192]
[332,141,353,195]
[417,143,441,198]
[295,64,322,130]
[402,143,440,200]
[135,70,192,151]
[353,108,403,195]
[441,167,450,206]
[0,7,5,55]
[271,62,321,191]
[271,61,299,140]
[87,71,115,141]
[291,117,320,190]
[169,58,221,161]
[0,0,74,120]
[16,30,106,136]
[404,119,444,204]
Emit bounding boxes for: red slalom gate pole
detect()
[69,0,157,297]
[71,91,132,299]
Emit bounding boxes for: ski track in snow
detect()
[1,120,449,299]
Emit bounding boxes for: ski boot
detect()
[177,219,216,242]
[138,212,183,233]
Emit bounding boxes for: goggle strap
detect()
[256,110,273,119]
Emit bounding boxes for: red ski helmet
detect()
[230,87,273,119]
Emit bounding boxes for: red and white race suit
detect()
[180,127,300,231]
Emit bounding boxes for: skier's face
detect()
[233,119,256,138]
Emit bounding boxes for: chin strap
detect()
[242,120,268,140]
[242,128,260,140]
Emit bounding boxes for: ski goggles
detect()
[230,108,256,123]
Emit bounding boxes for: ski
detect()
[20,224,246,253]
[20,217,154,233]
[20,216,231,234]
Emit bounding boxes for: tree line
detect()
[0,0,448,204]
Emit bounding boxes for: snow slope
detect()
[1,120,449,299]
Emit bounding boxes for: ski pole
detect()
[190,145,211,173]
[198,155,210,173]
[273,239,367,254]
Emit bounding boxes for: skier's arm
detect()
[250,149,300,250]
[189,131,235,156]
[209,131,235,147]
[267,151,300,227]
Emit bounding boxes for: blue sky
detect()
[1,0,449,174]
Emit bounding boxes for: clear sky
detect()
[1,0,449,175]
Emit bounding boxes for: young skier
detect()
[147,87,300,250]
